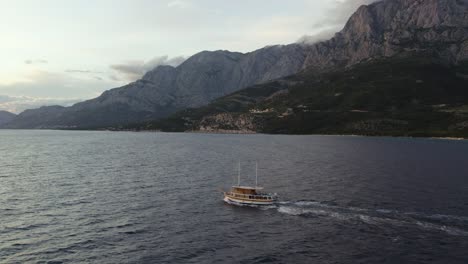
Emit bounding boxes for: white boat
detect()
[223,162,278,206]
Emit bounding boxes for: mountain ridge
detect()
[135,53,468,137]
[0,110,16,126]
[2,0,467,129]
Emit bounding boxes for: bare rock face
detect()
[4,0,467,129]
[303,0,468,68]
[139,46,307,109]
[197,113,259,133]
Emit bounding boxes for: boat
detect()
[223,162,278,206]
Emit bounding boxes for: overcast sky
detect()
[0,0,376,113]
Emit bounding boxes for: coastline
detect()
[1,128,466,141]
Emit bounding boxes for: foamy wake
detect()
[274,201,468,237]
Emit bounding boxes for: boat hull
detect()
[223,195,275,206]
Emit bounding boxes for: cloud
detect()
[167,0,192,9]
[297,28,338,45]
[65,69,104,74]
[108,75,121,82]
[65,69,107,82]
[25,59,48,65]
[0,54,186,112]
[0,95,82,114]
[322,0,380,27]
[298,0,380,44]
[0,70,121,113]
[110,55,186,81]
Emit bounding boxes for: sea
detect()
[1,130,468,263]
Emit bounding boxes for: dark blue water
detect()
[1,130,468,264]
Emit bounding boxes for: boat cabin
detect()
[226,186,275,202]
[231,186,263,195]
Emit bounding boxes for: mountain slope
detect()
[3,46,307,129]
[302,0,468,68]
[0,111,16,126]
[3,0,468,129]
[136,53,468,137]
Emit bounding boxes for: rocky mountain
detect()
[0,111,16,126]
[135,54,468,137]
[3,46,307,129]
[302,0,468,68]
[3,0,467,129]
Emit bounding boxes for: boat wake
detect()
[273,200,468,237]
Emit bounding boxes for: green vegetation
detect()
[127,53,468,138]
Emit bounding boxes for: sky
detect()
[0,0,376,113]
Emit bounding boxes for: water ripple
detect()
[1,131,468,263]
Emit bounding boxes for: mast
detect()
[255,161,258,188]
[238,161,241,186]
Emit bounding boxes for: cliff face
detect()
[198,113,259,134]
[303,0,468,68]
[3,0,467,129]
[90,44,307,110]
[141,46,307,109]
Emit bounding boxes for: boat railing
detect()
[225,192,277,200]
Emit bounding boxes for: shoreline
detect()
[1,128,466,141]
